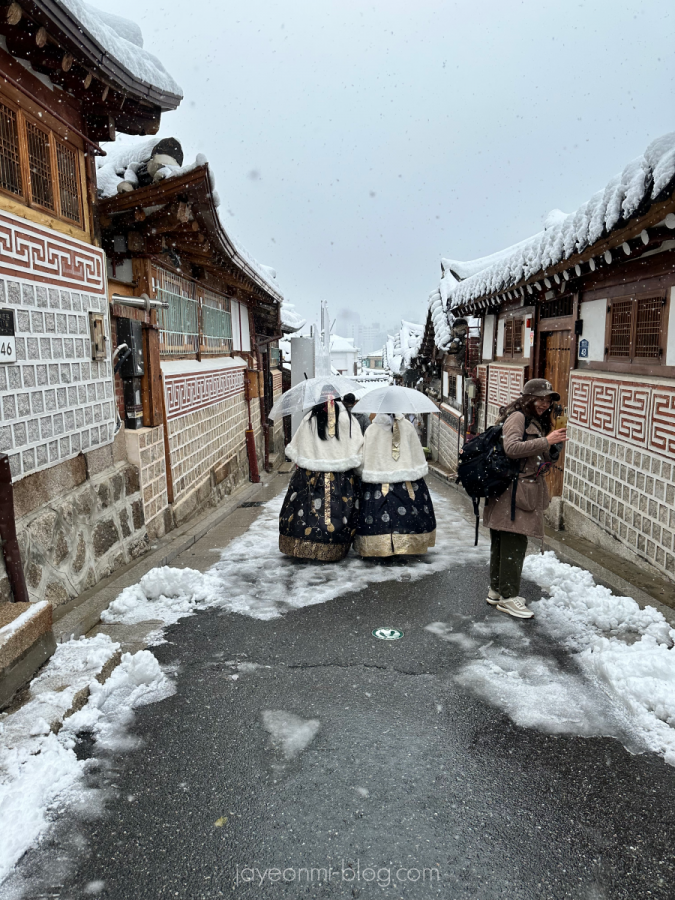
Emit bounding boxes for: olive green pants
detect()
[489,529,529,600]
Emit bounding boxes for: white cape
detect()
[358,414,428,483]
[286,406,364,472]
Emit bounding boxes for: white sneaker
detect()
[486,589,502,606]
[496,596,534,619]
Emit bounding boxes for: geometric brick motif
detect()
[570,372,675,461]
[487,364,524,408]
[0,208,104,292]
[164,365,245,421]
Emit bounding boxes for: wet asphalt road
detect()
[10,562,675,900]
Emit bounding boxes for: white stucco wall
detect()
[579,298,606,361]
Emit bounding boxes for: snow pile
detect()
[262,711,320,759]
[441,131,675,310]
[103,491,486,629]
[0,637,172,884]
[281,301,306,333]
[523,552,675,764]
[59,1,181,97]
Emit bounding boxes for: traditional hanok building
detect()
[96,144,288,537]
[0,4,180,701]
[432,132,675,582]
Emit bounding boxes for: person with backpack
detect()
[483,379,568,619]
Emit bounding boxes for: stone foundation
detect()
[1,427,148,610]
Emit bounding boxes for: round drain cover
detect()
[372,627,404,641]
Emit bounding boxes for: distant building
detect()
[363,351,384,370]
[330,334,359,376]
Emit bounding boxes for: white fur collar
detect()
[358,415,428,483]
[286,406,364,473]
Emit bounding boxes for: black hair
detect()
[342,393,356,406]
[497,394,553,434]
[309,399,353,440]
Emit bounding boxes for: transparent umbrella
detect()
[268,375,365,421]
[350,385,439,415]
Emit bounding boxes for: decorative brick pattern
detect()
[164,365,245,420]
[0,209,104,291]
[570,372,675,462]
[430,406,463,473]
[485,364,524,426]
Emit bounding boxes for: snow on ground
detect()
[0,637,173,885]
[262,711,320,760]
[102,490,486,628]
[427,551,675,765]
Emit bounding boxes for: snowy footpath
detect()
[1,488,675,887]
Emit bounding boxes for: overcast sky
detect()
[101,0,674,334]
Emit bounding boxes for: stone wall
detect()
[1,428,147,610]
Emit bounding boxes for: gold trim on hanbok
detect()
[353,529,436,558]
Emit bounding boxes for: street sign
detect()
[0,309,15,364]
[372,627,404,640]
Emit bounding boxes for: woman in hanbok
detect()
[279,398,364,560]
[354,413,436,557]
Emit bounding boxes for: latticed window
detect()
[635,297,663,359]
[607,295,664,362]
[0,95,83,225]
[56,142,80,222]
[26,122,54,210]
[0,102,22,196]
[154,268,199,357]
[201,288,232,355]
[503,318,523,357]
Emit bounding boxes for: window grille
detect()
[504,319,514,355]
[201,287,232,355]
[634,296,662,359]
[56,141,80,222]
[155,269,199,357]
[0,102,22,196]
[26,122,54,210]
[608,300,633,358]
[503,318,523,356]
[607,295,664,362]
[540,295,573,319]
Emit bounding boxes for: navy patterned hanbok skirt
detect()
[354,478,436,557]
[279,467,359,561]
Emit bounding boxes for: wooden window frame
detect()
[603,290,668,372]
[502,317,524,359]
[0,92,84,228]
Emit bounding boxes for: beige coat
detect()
[483,411,551,538]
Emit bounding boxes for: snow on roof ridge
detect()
[57,0,182,97]
[442,131,675,310]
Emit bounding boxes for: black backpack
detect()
[456,421,527,544]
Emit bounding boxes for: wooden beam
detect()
[142,201,191,235]
[35,25,47,47]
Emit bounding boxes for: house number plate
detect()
[0,310,16,363]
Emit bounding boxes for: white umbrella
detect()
[268,375,365,420]
[350,385,439,415]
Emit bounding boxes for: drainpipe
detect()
[245,373,260,484]
[0,455,29,603]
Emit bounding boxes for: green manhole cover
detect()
[372,627,404,641]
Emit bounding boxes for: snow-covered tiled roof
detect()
[384,320,424,374]
[330,334,357,352]
[280,302,306,333]
[96,136,283,300]
[442,132,675,311]
[59,0,182,98]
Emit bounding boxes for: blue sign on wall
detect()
[579,338,589,359]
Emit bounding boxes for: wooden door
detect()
[543,330,571,496]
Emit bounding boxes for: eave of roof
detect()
[21,0,181,110]
[99,166,283,305]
